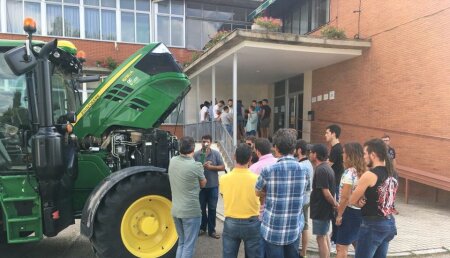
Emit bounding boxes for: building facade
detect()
[184,0,450,202]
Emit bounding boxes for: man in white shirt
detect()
[213,100,225,121]
[200,101,210,122]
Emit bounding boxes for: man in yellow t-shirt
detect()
[219,143,261,258]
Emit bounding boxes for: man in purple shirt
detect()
[249,138,278,175]
[249,138,278,258]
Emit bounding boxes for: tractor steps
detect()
[0,175,43,243]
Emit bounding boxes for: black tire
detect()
[0,208,6,244]
[91,171,177,258]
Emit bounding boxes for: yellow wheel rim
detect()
[121,195,177,258]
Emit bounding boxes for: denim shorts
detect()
[312,219,330,235]
[302,205,310,231]
[336,207,362,245]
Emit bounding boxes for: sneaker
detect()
[208,232,221,239]
[198,229,206,236]
[330,242,337,254]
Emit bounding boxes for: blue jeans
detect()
[264,237,300,258]
[225,124,233,136]
[223,216,261,258]
[173,217,202,258]
[355,216,397,258]
[199,187,218,234]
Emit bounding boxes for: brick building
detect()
[184,0,450,202]
[309,0,450,202]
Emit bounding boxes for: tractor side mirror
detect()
[4,46,37,76]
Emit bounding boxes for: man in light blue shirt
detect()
[245,106,258,137]
[296,140,314,258]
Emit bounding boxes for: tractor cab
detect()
[0,40,82,171]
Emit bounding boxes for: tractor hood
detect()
[73,43,190,138]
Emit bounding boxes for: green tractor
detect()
[0,19,190,257]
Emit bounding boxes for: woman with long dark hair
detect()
[335,142,365,258]
[350,138,398,258]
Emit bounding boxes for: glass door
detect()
[288,93,303,138]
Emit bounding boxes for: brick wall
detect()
[0,33,195,66]
[310,1,450,199]
[159,124,184,139]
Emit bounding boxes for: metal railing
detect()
[214,121,234,166]
[184,121,234,166]
[184,121,213,141]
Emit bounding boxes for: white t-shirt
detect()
[213,104,221,119]
[339,167,360,209]
[200,106,209,122]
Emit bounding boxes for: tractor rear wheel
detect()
[0,209,6,244]
[91,171,178,258]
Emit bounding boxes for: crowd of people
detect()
[168,124,399,258]
[199,99,272,139]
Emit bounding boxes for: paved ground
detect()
[1,210,449,258]
[216,179,450,257]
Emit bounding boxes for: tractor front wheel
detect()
[91,171,178,258]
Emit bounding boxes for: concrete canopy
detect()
[184,30,371,88]
[183,30,371,145]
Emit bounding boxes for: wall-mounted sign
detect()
[324,93,329,100]
[329,91,335,100]
[312,97,317,103]
[317,95,322,102]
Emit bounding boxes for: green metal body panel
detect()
[73,43,191,138]
[0,174,43,243]
[72,152,111,213]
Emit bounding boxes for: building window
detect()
[120,0,151,43]
[185,2,252,50]
[84,0,116,40]
[46,0,80,37]
[156,0,185,47]
[6,0,42,34]
[311,0,329,31]
[282,0,329,35]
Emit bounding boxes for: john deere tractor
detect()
[0,19,190,257]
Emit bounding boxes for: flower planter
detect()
[251,23,279,32]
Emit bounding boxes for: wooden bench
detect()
[396,165,450,204]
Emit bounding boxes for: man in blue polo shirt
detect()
[194,134,225,239]
[255,128,307,257]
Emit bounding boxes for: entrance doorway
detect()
[288,93,303,139]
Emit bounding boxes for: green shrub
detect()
[320,26,347,39]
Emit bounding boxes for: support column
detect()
[82,82,88,103]
[212,66,216,141]
[196,76,200,140]
[0,0,7,33]
[303,71,313,142]
[232,53,238,146]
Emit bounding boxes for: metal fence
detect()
[184,121,234,165]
